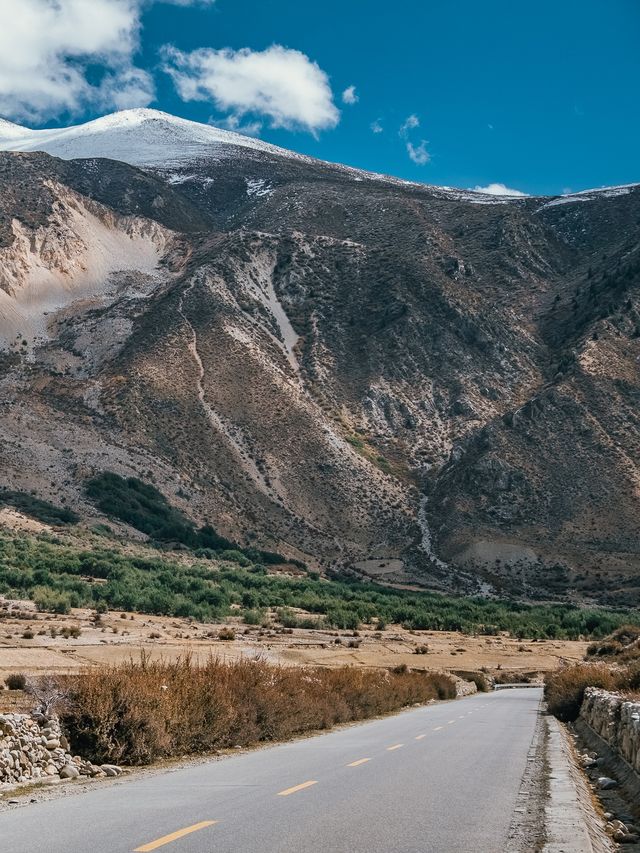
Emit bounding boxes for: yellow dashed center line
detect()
[448,720,456,725]
[386,743,404,751]
[415,734,427,740]
[433,725,444,731]
[347,758,371,767]
[134,821,218,852]
[277,780,318,796]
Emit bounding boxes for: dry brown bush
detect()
[61,656,456,765]
[544,663,619,721]
[4,672,27,690]
[546,626,640,722]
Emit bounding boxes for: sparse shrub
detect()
[414,645,429,655]
[22,629,34,640]
[243,609,262,625]
[5,672,27,690]
[149,632,161,640]
[218,627,235,641]
[26,674,70,716]
[33,587,72,615]
[467,672,490,692]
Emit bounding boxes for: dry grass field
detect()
[0,596,589,708]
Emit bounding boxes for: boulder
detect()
[59,764,80,780]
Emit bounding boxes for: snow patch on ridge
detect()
[536,184,635,210]
[245,178,273,198]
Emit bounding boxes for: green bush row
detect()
[0,532,637,639]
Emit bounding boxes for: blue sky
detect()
[1,0,639,195]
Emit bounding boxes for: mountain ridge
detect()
[0,108,636,201]
[0,112,638,605]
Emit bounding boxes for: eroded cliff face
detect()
[0,147,638,602]
[0,181,171,352]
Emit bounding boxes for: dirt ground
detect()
[0,596,588,705]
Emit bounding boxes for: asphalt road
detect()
[0,688,542,853]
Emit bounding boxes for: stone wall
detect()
[580,687,640,775]
[0,713,121,786]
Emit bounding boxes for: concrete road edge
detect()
[543,715,614,853]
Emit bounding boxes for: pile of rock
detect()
[580,688,640,774]
[0,713,122,786]
[453,677,478,697]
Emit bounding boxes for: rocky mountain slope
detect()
[0,109,638,605]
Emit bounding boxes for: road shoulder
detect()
[543,715,614,853]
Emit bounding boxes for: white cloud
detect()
[399,114,420,137]
[342,85,358,105]
[472,182,529,197]
[0,0,212,122]
[406,140,431,165]
[370,119,383,134]
[162,44,340,134]
[97,66,156,111]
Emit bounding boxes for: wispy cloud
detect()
[341,85,358,105]
[162,44,340,135]
[399,113,420,137]
[399,114,430,165]
[370,118,383,134]
[472,183,528,197]
[407,140,431,165]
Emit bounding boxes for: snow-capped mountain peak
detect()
[0,108,305,168]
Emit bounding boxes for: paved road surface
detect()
[0,688,542,853]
